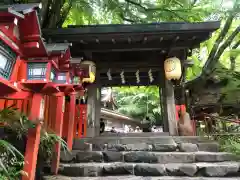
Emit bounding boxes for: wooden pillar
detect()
[86,84,96,137]
[22,93,43,180]
[85,69,101,137]
[66,93,76,150]
[159,84,167,128]
[163,80,178,136]
[51,94,65,174]
[159,70,169,132]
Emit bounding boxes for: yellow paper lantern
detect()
[164,57,182,80]
[81,61,96,83]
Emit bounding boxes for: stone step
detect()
[100,132,169,137]
[43,175,240,180]
[73,136,212,150]
[61,151,236,164]
[73,136,218,151]
[57,162,240,177]
[71,141,219,152]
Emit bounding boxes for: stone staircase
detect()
[43,134,240,180]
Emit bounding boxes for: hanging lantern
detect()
[164,57,182,80]
[81,61,96,83]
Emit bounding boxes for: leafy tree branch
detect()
[230,39,240,70]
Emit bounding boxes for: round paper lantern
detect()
[164,57,182,80]
[81,61,96,75]
[81,61,96,83]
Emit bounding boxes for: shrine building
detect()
[0,3,220,180]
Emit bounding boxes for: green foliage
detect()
[0,106,36,139]
[0,107,69,179]
[0,139,24,179]
[63,0,223,26]
[197,117,240,156]
[113,86,161,123]
[39,130,68,161]
[216,134,240,157]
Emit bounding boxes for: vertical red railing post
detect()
[66,93,76,150]
[80,104,87,137]
[51,94,65,174]
[78,104,83,138]
[22,93,43,180]
[62,101,69,138]
[73,106,78,138]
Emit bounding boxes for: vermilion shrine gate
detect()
[0,3,220,180]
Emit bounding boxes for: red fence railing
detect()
[74,104,87,138]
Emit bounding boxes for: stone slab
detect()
[124,152,235,163]
[76,151,103,163]
[103,163,134,175]
[58,162,240,177]
[152,144,178,152]
[73,136,210,150]
[72,141,92,151]
[197,162,240,177]
[155,152,195,163]
[103,151,123,162]
[61,151,235,163]
[124,152,158,163]
[197,142,219,152]
[134,164,166,176]
[100,132,169,137]
[178,143,198,152]
[44,176,240,180]
[59,163,103,177]
[195,152,236,162]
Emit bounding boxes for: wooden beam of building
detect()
[69,40,202,52]
[98,67,161,73]
[43,22,220,42]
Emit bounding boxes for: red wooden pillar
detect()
[66,93,76,150]
[78,104,87,137]
[82,105,87,137]
[77,104,83,138]
[51,94,65,174]
[62,101,69,138]
[22,93,43,180]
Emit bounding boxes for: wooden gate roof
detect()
[43,22,220,86]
